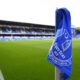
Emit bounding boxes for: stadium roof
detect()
[0,20,54,29]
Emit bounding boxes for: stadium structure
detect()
[74,27,80,38]
[0,20,55,40]
[0,20,80,40]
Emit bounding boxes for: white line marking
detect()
[0,70,4,80]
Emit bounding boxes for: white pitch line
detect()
[0,70,4,80]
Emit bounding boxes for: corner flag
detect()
[47,8,72,80]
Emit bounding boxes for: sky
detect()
[0,0,80,27]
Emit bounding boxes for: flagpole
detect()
[55,8,65,80]
[47,8,72,80]
[55,67,65,80]
[55,8,67,80]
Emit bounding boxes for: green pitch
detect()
[0,39,80,80]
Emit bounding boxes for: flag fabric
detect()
[47,8,72,79]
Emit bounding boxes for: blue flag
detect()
[47,8,72,79]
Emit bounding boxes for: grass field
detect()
[0,39,80,80]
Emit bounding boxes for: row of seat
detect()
[0,30,54,35]
[0,36,54,40]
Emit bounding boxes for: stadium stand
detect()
[74,28,80,38]
[0,20,55,40]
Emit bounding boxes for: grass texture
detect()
[0,39,80,80]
